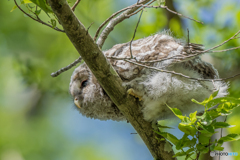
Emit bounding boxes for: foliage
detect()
[156,91,240,159]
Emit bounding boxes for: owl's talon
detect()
[127,88,142,101]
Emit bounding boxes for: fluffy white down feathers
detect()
[69,32,228,122]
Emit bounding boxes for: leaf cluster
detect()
[156,91,240,159]
[11,0,58,29]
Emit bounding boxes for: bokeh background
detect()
[0,0,240,160]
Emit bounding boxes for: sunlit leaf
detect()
[178,123,197,136]
[201,112,212,126]
[166,104,186,121]
[30,0,52,14]
[189,111,197,124]
[21,0,32,4]
[213,122,234,129]
[10,5,18,12]
[218,134,240,142]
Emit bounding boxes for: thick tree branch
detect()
[47,0,175,159]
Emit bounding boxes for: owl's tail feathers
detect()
[184,43,205,52]
[213,81,229,98]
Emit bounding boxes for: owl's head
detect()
[69,63,125,121]
[69,63,92,109]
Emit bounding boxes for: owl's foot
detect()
[127,88,142,101]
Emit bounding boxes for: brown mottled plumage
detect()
[69,32,228,122]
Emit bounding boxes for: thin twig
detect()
[13,0,65,33]
[211,46,240,53]
[93,1,154,41]
[107,53,188,64]
[136,4,203,24]
[96,1,203,48]
[233,36,240,39]
[71,0,81,12]
[203,29,240,53]
[127,0,156,18]
[51,57,82,77]
[86,22,94,35]
[124,59,240,81]
[130,10,143,58]
[96,0,155,48]
[162,5,203,24]
[220,116,228,139]
[93,6,133,41]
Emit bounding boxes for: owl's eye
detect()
[81,79,88,88]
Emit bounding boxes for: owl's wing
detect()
[104,33,213,80]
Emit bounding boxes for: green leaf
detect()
[201,112,212,126]
[182,138,197,148]
[173,151,186,157]
[214,146,224,151]
[30,0,52,14]
[176,134,188,150]
[207,97,240,110]
[154,131,179,145]
[212,90,219,98]
[213,122,234,129]
[10,5,18,12]
[196,143,209,153]
[157,123,174,129]
[210,143,215,151]
[21,0,32,4]
[51,18,56,28]
[214,140,224,151]
[167,105,186,121]
[199,134,211,145]
[191,99,201,105]
[178,123,197,136]
[198,122,215,137]
[185,151,194,160]
[189,111,197,124]
[208,109,221,119]
[218,134,240,142]
[35,9,41,16]
[186,147,194,154]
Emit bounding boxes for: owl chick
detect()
[69,32,228,122]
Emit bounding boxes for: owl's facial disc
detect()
[74,97,81,109]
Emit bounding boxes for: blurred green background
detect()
[0,0,240,160]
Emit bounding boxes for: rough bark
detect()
[47,0,175,159]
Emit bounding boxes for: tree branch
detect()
[96,0,155,48]
[71,0,81,11]
[47,0,175,159]
[51,57,82,77]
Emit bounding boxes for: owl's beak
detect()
[74,97,81,109]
